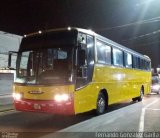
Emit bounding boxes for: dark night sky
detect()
[0,0,160,68]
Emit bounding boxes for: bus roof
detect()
[23,27,151,61]
[77,28,150,61]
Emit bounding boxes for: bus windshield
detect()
[16,48,73,84]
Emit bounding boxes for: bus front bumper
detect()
[14,99,75,115]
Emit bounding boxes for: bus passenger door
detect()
[74,35,95,113]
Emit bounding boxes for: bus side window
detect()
[112,48,123,67]
[104,45,111,64]
[146,61,151,71]
[124,52,132,68]
[133,56,140,69]
[97,41,105,64]
[140,59,145,70]
[96,40,111,65]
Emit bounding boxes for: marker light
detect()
[54,94,69,102]
[13,93,23,101]
[67,27,71,31]
[38,30,42,34]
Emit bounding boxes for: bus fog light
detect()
[13,93,23,101]
[54,94,69,102]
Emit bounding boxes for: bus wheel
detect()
[96,93,106,115]
[132,98,137,102]
[138,88,144,102]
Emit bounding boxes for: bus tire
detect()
[132,98,137,102]
[96,92,106,115]
[137,88,144,102]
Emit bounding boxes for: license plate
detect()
[33,104,41,109]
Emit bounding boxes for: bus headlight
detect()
[13,93,23,101]
[54,94,69,102]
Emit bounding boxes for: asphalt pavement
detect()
[0,93,160,138]
[41,94,160,138]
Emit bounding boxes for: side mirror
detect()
[77,49,86,66]
[8,51,18,69]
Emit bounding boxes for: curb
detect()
[0,94,13,106]
[0,104,14,112]
[0,108,14,113]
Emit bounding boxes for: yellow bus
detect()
[12,28,151,115]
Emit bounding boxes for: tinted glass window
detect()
[142,60,151,71]
[104,45,111,64]
[113,48,123,66]
[140,59,145,70]
[20,31,77,52]
[124,52,132,68]
[96,40,111,64]
[87,35,94,82]
[146,61,151,71]
[133,56,140,69]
